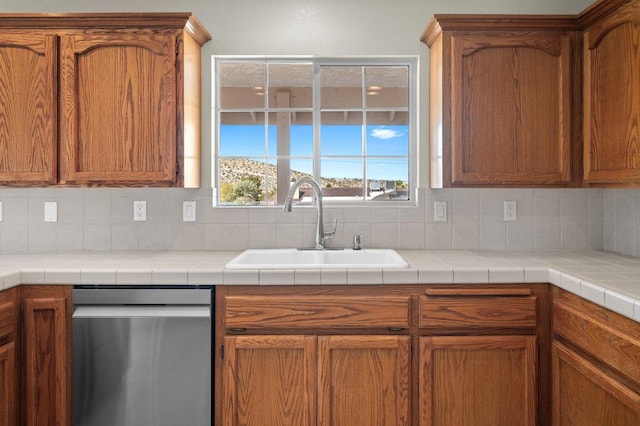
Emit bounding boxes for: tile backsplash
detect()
[0,187,607,254]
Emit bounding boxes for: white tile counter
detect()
[1,249,640,322]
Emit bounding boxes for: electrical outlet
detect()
[134,200,147,221]
[504,200,517,221]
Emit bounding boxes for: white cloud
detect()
[370,127,404,139]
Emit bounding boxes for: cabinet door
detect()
[447,32,573,186]
[0,32,57,185]
[583,1,640,185]
[419,335,537,426]
[553,341,640,425]
[223,335,317,426]
[22,286,72,426]
[318,335,411,426]
[59,32,178,185]
[0,342,16,426]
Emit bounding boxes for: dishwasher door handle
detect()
[73,305,211,319]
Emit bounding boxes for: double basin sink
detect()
[225,248,409,269]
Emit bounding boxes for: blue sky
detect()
[219,124,408,180]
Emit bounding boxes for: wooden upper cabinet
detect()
[0,32,57,184]
[582,0,640,185]
[0,13,211,187]
[59,33,178,185]
[422,16,578,187]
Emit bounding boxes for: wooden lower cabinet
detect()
[0,342,16,426]
[552,288,640,426]
[419,336,537,426]
[222,334,411,426]
[552,341,640,425]
[218,285,545,426]
[318,335,411,426]
[223,335,317,426]
[22,285,72,426]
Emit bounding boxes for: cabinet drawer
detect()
[224,294,410,330]
[0,288,17,340]
[418,288,537,330]
[554,289,640,387]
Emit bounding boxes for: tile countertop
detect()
[1,249,640,322]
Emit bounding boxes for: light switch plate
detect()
[0,201,3,222]
[183,201,196,222]
[434,201,447,222]
[44,202,57,222]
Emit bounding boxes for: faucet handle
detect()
[353,234,363,250]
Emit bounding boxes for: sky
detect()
[219,124,409,181]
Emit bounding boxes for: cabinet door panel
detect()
[318,335,411,426]
[23,286,72,426]
[0,342,16,426]
[223,335,317,426]
[450,33,572,185]
[583,1,640,184]
[419,335,537,426]
[553,341,640,425]
[0,32,57,184]
[59,33,177,185]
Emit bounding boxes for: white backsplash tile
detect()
[0,187,609,253]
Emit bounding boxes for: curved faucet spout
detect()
[283,178,336,249]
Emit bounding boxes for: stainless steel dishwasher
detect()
[72,286,212,426]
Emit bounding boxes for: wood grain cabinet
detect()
[581,0,640,185]
[217,287,413,426]
[0,14,211,187]
[218,285,546,426]
[422,16,578,188]
[21,285,72,426]
[552,288,640,425]
[417,287,540,426]
[0,288,18,426]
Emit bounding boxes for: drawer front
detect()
[0,290,16,339]
[419,295,537,330]
[554,291,640,387]
[224,295,410,330]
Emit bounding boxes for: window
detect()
[212,57,418,206]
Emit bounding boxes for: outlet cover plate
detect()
[134,200,147,221]
[504,200,517,221]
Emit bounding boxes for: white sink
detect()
[225,248,409,269]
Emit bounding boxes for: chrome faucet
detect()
[283,178,336,249]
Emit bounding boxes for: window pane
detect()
[219,158,267,205]
[365,66,408,108]
[291,125,314,157]
[265,116,314,157]
[366,124,409,156]
[321,158,364,200]
[321,66,362,108]
[219,113,265,157]
[367,158,409,201]
[321,112,363,156]
[268,63,313,109]
[219,62,266,109]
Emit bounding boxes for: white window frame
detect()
[211,55,419,207]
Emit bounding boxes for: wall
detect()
[0,0,603,253]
